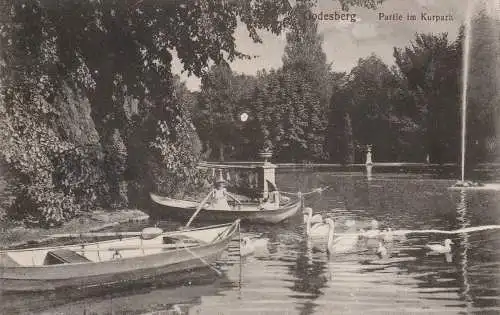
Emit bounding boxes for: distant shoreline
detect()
[200,161,500,168]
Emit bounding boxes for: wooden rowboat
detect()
[0,220,239,292]
[2,268,227,314]
[150,193,301,224]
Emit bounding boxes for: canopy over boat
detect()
[0,220,239,292]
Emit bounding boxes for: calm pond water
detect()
[3,167,500,314]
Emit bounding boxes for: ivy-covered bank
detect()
[0,0,288,227]
[0,0,389,228]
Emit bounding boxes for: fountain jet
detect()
[450,0,500,191]
[459,0,473,184]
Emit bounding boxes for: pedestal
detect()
[257,151,276,199]
[257,163,276,199]
[366,164,373,181]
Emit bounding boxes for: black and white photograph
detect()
[1,0,499,313]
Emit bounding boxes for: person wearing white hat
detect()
[208,175,241,210]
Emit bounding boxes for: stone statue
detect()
[365,145,373,165]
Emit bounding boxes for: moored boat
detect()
[1,268,227,314]
[150,192,301,224]
[0,220,239,292]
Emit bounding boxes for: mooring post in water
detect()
[256,150,277,200]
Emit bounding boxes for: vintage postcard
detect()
[0,0,499,314]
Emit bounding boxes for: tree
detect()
[195,64,258,161]
[463,10,500,164]
[327,73,355,164]
[0,0,295,225]
[394,33,461,164]
[282,0,332,103]
[1,0,388,224]
[278,0,332,161]
[343,55,396,161]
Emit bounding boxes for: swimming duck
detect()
[303,207,323,224]
[425,239,454,254]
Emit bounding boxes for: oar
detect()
[185,189,214,228]
[45,227,164,240]
[72,242,202,252]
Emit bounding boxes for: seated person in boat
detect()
[208,179,241,210]
[260,190,280,210]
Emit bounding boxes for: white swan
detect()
[240,237,255,256]
[426,239,453,254]
[367,241,418,264]
[326,218,359,254]
[251,237,269,249]
[240,236,270,257]
[168,304,182,315]
[380,228,393,243]
[376,241,389,259]
[305,213,330,238]
[344,219,356,229]
[303,207,323,224]
[360,219,381,238]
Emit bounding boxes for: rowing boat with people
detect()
[149,192,302,224]
[0,220,239,292]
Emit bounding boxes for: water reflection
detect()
[4,170,500,314]
[366,165,373,181]
[456,189,473,306]
[289,239,328,315]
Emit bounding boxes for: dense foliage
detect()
[195,1,333,162]
[194,64,258,161]
[194,6,498,167]
[394,33,461,164]
[464,11,500,165]
[0,0,309,225]
[6,0,496,225]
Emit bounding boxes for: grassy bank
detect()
[0,208,149,249]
